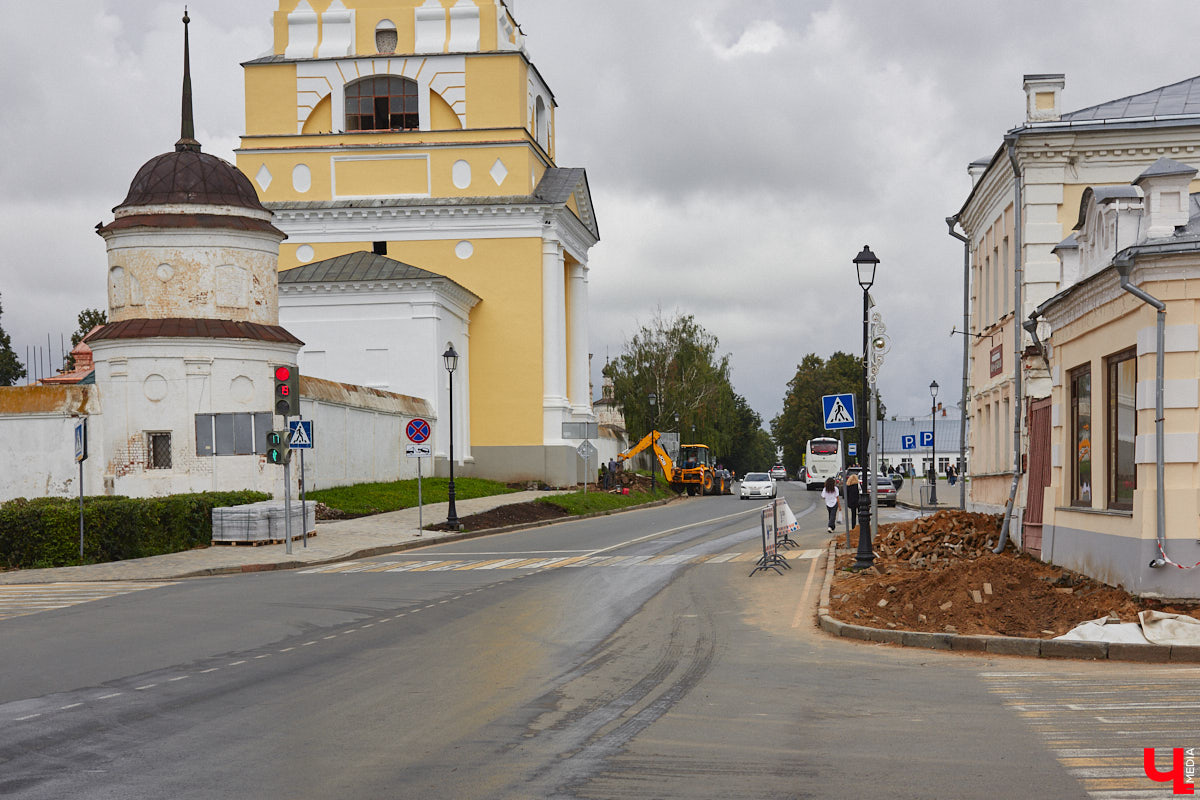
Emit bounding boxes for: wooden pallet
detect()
[211,531,317,547]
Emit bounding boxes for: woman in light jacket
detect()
[820,476,840,532]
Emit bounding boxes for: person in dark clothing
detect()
[844,470,861,528]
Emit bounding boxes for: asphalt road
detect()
[0,483,1191,798]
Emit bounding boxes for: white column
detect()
[567,262,591,415]
[542,236,568,406]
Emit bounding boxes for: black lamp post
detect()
[929,379,939,504]
[853,246,879,570]
[648,392,657,494]
[443,343,460,529]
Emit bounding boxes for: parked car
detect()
[740,472,777,500]
[844,468,897,507]
[768,464,788,480]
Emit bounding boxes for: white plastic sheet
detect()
[1054,610,1200,645]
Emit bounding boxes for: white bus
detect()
[804,437,844,490]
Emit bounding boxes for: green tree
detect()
[721,393,774,475]
[0,293,27,386]
[771,351,886,473]
[64,307,106,370]
[606,310,742,466]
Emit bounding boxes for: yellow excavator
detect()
[617,430,728,495]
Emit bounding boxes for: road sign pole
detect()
[283,414,293,555]
[299,411,306,548]
[78,460,84,561]
[417,456,423,536]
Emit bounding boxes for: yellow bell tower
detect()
[237,1,600,485]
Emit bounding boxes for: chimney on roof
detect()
[1023,74,1065,123]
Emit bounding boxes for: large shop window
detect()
[1070,365,1092,506]
[345,76,418,132]
[1107,349,1137,510]
[195,413,273,457]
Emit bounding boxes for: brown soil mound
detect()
[426,500,570,532]
[831,510,1200,638]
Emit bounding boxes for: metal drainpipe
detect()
[1114,253,1168,565]
[946,215,970,510]
[995,137,1025,554]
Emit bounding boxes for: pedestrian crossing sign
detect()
[822,394,856,430]
[288,419,314,449]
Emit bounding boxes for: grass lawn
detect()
[538,485,670,516]
[306,477,516,516]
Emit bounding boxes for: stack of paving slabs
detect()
[874,510,1005,569]
[212,500,316,544]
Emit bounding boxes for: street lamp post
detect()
[648,392,657,495]
[852,245,879,570]
[443,344,460,529]
[929,379,939,505]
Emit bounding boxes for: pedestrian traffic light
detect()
[265,429,291,465]
[273,364,299,416]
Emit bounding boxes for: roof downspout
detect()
[1113,252,1167,567]
[946,215,970,511]
[995,137,1024,554]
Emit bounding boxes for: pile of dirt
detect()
[425,500,569,532]
[831,510,1200,638]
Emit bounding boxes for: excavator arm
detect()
[617,430,676,476]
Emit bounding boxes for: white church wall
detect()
[296,377,435,491]
[0,386,105,502]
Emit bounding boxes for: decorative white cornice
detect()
[279,277,480,315]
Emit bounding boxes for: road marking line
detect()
[793,558,820,628]
[230,660,247,665]
[168,676,188,682]
[254,655,271,659]
[61,703,82,710]
[302,642,317,646]
[706,553,740,563]
[200,668,219,673]
[584,507,762,557]
[98,693,122,699]
[135,684,157,690]
[15,714,41,721]
[280,646,297,651]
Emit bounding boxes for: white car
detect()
[740,472,777,500]
[769,464,788,480]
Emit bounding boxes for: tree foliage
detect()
[0,293,27,386]
[770,351,886,472]
[605,311,770,475]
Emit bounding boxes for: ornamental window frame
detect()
[1105,347,1137,511]
[1069,363,1093,507]
[345,76,419,132]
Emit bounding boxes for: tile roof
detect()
[278,251,445,284]
[84,318,303,345]
[1062,75,1200,121]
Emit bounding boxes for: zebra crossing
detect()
[297,548,825,575]
[0,582,176,621]
[982,668,1200,798]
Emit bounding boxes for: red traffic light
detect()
[274,366,292,382]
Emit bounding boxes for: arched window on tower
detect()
[534,96,548,150]
[346,76,419,132]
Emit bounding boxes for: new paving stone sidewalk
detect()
[0,490,566,586]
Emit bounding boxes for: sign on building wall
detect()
[990,344,1003,378]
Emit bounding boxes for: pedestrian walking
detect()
[947,463,958,487]
[820,477,840,533]
[844,470,860,528]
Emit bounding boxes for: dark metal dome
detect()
[117,149,266,212]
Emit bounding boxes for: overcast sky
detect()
[5,1,1200,428]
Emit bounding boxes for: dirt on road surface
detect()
[830,510,1200,638]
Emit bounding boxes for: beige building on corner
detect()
[955,73,1200,570]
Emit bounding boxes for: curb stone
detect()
[816,539,1191,662]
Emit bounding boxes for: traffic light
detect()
[265,429,291,465]
[273,364,299,416]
